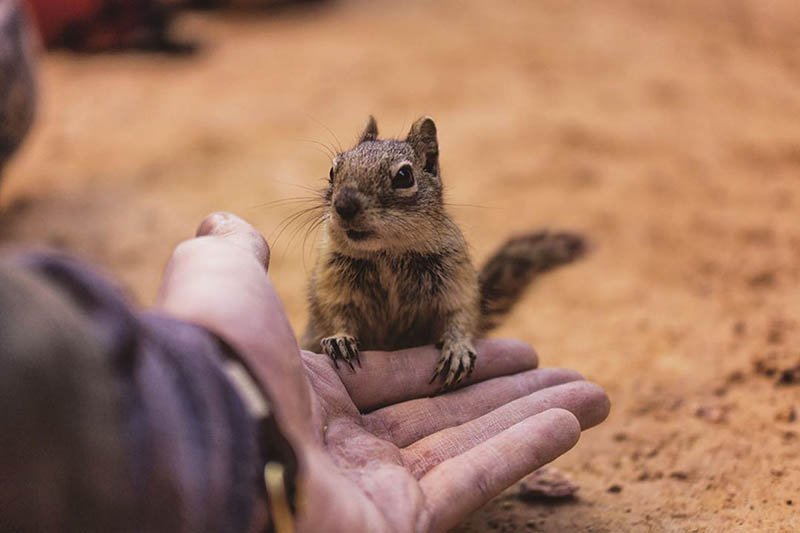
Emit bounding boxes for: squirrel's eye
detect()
[328,167,335,183]
[392,165,414,189]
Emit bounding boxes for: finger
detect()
[156,215,311,436]
[420,408,580,533]
[340,338,539,412]
[196,211,270,269]
[404,381,608,478]
[363,367,584,446]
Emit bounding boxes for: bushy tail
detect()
[478,230,586,334]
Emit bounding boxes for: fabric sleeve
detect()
[16,251,266,532]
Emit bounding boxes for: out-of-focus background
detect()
[3,0,800,530]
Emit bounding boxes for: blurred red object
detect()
[26,0,105,46]
[25,0,184,52]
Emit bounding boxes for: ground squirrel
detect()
[301,116,585,388]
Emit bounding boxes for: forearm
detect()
[156,233,313,438]
[7,251,287,531]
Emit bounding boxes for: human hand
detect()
[156,211,610,533]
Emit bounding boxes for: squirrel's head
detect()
[324,116,446,254]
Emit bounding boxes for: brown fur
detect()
[301,116,584,388]
[478,231,586,334]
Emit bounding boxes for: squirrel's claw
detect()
[338,337,356,371]
[350,338,363,368]
[429,359,448,385]
[321,335,361,373]
[430,340,477,392]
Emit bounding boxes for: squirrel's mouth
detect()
[345,229,372,241]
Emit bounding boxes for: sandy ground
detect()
[2,0,800,530]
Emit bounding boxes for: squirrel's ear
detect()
[406,116,439,175]
[358,115,379,144]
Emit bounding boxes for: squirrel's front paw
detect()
[320,334,361,372]
[430,339,477,390]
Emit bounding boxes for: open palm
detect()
[158,212,609,533]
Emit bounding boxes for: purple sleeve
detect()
[17,252,262,532]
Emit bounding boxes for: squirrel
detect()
[300,116,585,389]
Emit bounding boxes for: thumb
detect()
[196,211,270,270]
[156,212,312,436]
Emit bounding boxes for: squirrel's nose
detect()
[334,189,362,221]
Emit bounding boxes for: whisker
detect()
[305,114,343,154]
[443,202,498,210]
[301,214,328,270]
[263,177,324,194]
[294,138,337,160]
[396,116,409,140]
[286,209,323,245]
[268,205,326,246]
[305,145,336,162]
[249,196,320,209]
[279,209,326,263]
